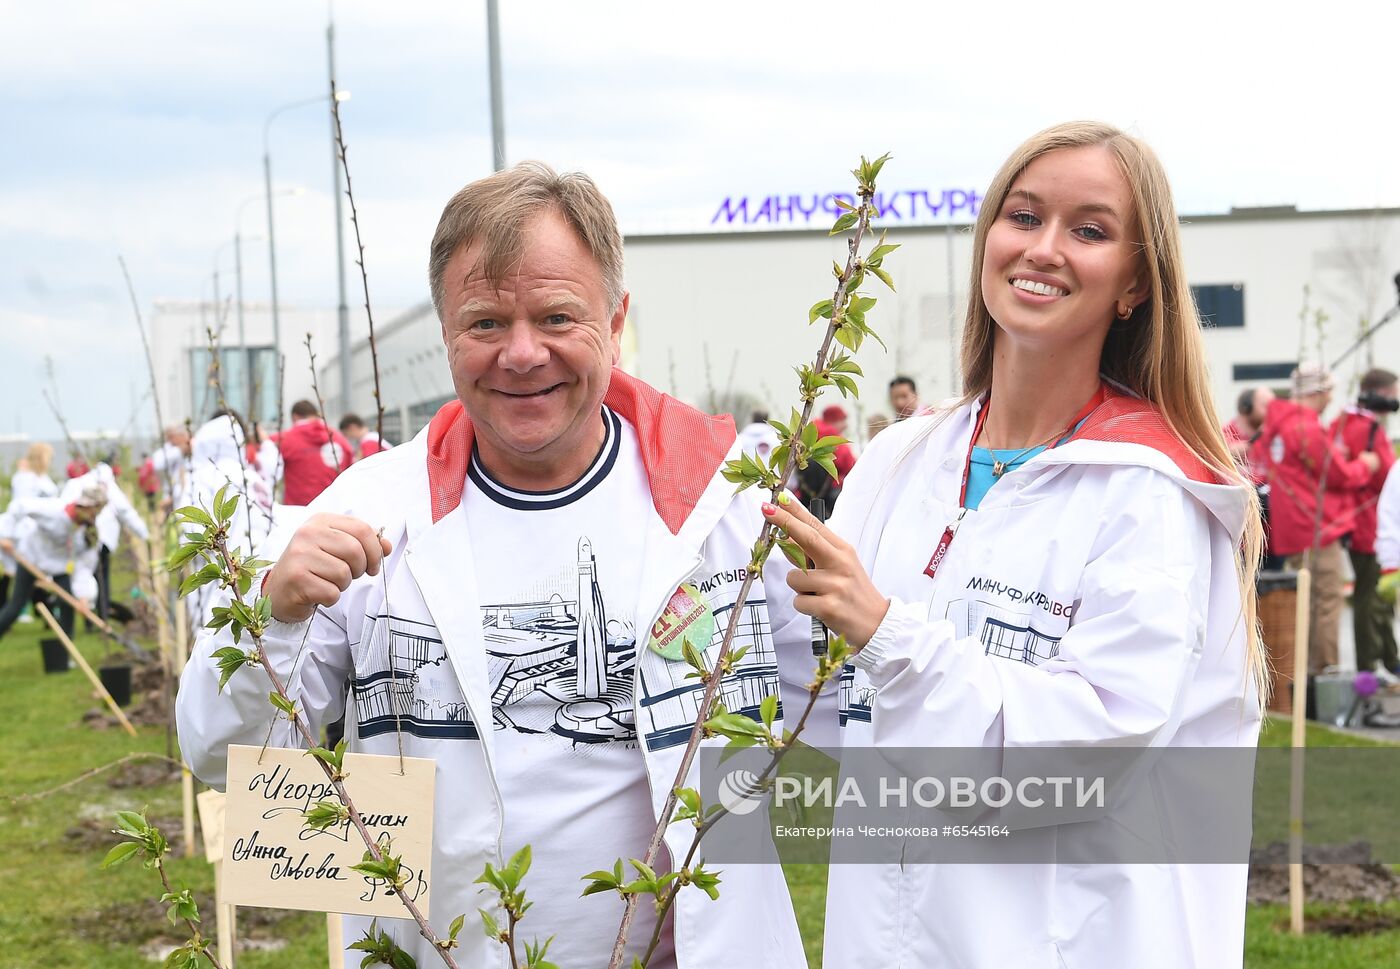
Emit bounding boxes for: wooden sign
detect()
[222,745,435,918]
[196,789,226,863]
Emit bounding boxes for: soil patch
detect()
[1249,841,1400,905]
[73,896,302,946]
[106,757,183,789]
[62,814,195,857]
[79,650,173,730]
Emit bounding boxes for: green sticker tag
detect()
[648,583,714,661]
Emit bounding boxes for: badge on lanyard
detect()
[647,583,715,660]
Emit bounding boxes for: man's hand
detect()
[760,495,890,650]
[1360,451,1382,474]
[264,514,393,623]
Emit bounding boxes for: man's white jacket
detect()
[3,497,102,600]
[177,372,814,968]
[62,463,150,552]
[823,388,1261,969]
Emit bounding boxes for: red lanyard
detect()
[925,384,1107,580]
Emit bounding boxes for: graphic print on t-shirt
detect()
[352,613,478,740]
[482,536,637,745]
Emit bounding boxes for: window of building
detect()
[1192,283,1245,328]
[189,346,280,426]
[1232,362,1296,381]
[407,394,457,439]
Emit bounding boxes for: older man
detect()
[177,163,812,968]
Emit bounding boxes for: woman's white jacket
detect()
[823,390,1261,969]
[177,376,816,969]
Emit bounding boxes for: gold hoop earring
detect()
[1115,302,1132,321]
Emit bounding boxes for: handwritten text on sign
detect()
[222,745,435,918]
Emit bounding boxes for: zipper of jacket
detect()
[633,551,704,961]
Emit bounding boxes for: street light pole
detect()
[263,94,337,396]
[327,19,351,416]
[262,152,282,372]
[235,230,246,352]
[487,0,506,171]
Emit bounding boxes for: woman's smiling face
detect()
[981,145,1147,352]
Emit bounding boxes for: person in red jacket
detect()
[276,400,353,506]
[1330,368,1400,674]
[1253,364,1380,672]
[338,413,392,460]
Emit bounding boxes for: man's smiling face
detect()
[440,207,627,488]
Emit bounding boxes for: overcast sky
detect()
[3,0,1397,441]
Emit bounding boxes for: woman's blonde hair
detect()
[23,442,53,477]
[961,120,1267,705]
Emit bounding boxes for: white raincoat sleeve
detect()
[853,469,1215,748]
[104,469,150,542]
[1377,464,1400,572]
[176,519,357,791]
[754,501,841,751]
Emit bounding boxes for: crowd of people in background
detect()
[12,359,1400,692]
[1229,364,1400,683]
[0,400,395,642]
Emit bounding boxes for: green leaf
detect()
[828,211,858,236]
[814,454,840,481]
[479,909,501,939]
[303,800,348,832]
[101,840,142,869]
[870,265,896,292]
[165,543,203,572]
[706,711,765,738]
[808,299,834,324]
[777,537,808,571]
[175,506,214,528]
[218,490,241,522]
[507,844,533,881]
[760,693,778,729]
[448,912,466,942]
[832,196,856,212]
[268,691,298,719]
[629,858,658,883]
[870,152,892,180]
[114,810,148,835]
[212,646,252,691]
[178,561,222,598]
[475,863,506,892]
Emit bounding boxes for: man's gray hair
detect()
[428,161,624,319]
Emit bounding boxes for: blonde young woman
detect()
[1,443,58,608]
[763,122,1263,968]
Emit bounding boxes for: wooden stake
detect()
[1288,566,1312,936]
[214,861,235,967]
[327,914,345,969]
[33,603,138,737]
[13,552,142,653]
[175,597,197,859]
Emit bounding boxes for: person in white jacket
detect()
[0,481,108,640]
[177,414,276,626]
[62,460,150,621]
[2,442,59,611]
[762,122,1266,969]
[177,162,815,969]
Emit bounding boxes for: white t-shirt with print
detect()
[464,407,675,969]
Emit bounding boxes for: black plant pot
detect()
[99,665,132,707]
[40,638,69,674]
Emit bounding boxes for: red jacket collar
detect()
[426,368,737,532]
[1067,383,1220,484]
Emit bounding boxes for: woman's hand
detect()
[761,495,890,650]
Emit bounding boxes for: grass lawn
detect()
[4,584,1399,968]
